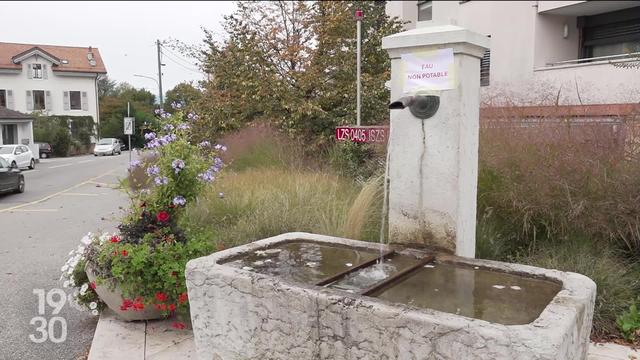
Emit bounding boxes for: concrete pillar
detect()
[382,25,489,258]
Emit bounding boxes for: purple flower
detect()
[128,160,141,170]
[145,139,161,149]
[146,165,160,176]
[154,109,162,115]
[197,170,215,183]
[163,124,175,132]
[171,101,184,110]
[158,134,176,145]
[187,112,195,120]
[193,114,199,121]
[154,176,169,186]
[172,196,186,206]
[198,140,210,148]
[144,132,157,140]
[161,112,172,119]
[177,123,190,131]
[171,159,185,174]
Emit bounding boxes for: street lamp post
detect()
[133,74,161,105]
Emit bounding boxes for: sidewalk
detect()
[88,310,639,360]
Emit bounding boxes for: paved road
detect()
[0,153,133,360]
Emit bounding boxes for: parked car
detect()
[0,144,36,169]
[36,142,53,159]
[94,138,122,156]
[0,157,24,194]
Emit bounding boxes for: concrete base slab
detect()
[87,309,145,360]
[87,311,637,360]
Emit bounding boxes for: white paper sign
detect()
[402,48,456,92]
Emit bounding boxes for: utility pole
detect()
[127,102,131,163]
[156,39,164,107]
[355,9,363,126]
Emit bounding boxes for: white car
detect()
[94,138,122,156]
[0,144,36,169]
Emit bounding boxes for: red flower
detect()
[110,235,120,243]
[155,292,168,303]
[89,282,96,290]
[156,211,170,223]
[132,300,144,311]
[121,250,128,257]
[120,299,133,311]
[168,303,176,312]
[178,292,188,304]
[112,250,118,256]
[172,321,186,330]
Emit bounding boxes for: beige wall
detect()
[385,0,640,105]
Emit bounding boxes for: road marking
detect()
[9,209,58,212]
[61,192,101,196]
[48,163,74,169]
[0,169,116,213]
[77,160,94,164]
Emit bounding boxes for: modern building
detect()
[0,42,107,149]
[386,1,640,108]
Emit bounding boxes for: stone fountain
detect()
[185,25,596,360]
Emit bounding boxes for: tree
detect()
[195,1,403,147]
[97,75,118,99]
[164,82,202,109]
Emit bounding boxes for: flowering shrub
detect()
[63,105,225,325]
[60,233,110,315]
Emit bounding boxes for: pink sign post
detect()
[335,126,389,143]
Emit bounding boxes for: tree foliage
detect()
[99,83,158,148]
[164,82,202,110]
[195,1,403,147]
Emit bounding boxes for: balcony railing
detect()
[545,52,640,67]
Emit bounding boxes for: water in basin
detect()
[221,241,379,284]
[328,255,420,293]
[370,262,562,325]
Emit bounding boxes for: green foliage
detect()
[164,82,202,111]
[99,86,157,148]
[65,108,222,322]
[194,1,402,147]
[96,230,212,317]
[328,141,384,180]
[617,302,640,342]
[52,127,71,157]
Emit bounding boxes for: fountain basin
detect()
[186,232,595,360]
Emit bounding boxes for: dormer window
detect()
[32,63,43,79]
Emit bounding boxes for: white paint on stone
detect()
[383,25,489,257]
[186,232,596,360]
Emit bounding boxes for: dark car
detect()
[36,142,53,159]
[0,157,24,194]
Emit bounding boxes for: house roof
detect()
[0,42,107,74]
[0,107,33,120]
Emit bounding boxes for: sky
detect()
[0,1,236,98]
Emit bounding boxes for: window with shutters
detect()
[69,91,81,110]
[33,90,45,110]
[417,1,433,22]
[579,7,640,58]
[32,63,43,79]
[0,90,5,108]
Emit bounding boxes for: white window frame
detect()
[32,90,45,110]
[32,63,43,79]
[69,90,82,110]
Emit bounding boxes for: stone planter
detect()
[86,265,165,322]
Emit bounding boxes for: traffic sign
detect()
[124,117,135,135]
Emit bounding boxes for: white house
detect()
[386,1,640,108]
[0,42,107,151]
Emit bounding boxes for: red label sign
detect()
[335,126,389,143]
